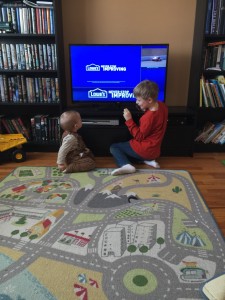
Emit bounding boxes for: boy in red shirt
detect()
[110,80,168,176]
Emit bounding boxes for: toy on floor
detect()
[0,133,27,162]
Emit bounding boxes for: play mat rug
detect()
[0,167,225,300]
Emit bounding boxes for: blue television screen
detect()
[69,44,169,104]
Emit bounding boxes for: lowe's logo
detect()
[88,88,108,98]
[86,64,100,71]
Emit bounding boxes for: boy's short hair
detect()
[60,110,80,131]
[133,80,159,100]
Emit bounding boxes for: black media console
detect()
[78,106,196,157]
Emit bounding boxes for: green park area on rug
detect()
[0,167,225,300]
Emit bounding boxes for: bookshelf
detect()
[0,0,66,151]
[188,0,225,152]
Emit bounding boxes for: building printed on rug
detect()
[0,167,224,300]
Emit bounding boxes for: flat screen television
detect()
[69,44,169,108]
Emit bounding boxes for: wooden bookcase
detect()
[0,0,66,151]
[188,0,225,152]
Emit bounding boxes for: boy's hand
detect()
[58,164,66,171]
[123,108,132,121]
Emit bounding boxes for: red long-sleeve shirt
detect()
[125,101,168,160]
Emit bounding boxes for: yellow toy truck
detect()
[0,133,27,162]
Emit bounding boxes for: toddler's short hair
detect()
[133,80,159,100]
[60,110,80,131]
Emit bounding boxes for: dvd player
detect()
[82,119,119,126]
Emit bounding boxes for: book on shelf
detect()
[20,75,28,103]
[46,7,50,34]
[212,125,225,143]
[205,0,213,34]
[0,75,4,102]
[0,116,31,140]
[19,44,26,70]
[205,81,216,107]
[0,75,60,104]
[3,76,8,102]
[195,119,225,144]
[55,77,59,102]
[8,8,17,32]
[217,81,225,104]
[27,44,33,69]
[204,122,225,143]
[7,76,12,102]
[209,78,225,107]
[24,43,30,70]
[5,44,12,69]
[11,118,22,134]
[210,0,219,34]
[41,114,49,142]
[200,76,217,107]
[2,118,14,134]
[11,76,19,103]
[214,0,225,34]
[200,75,225,107]
[0,44,3,69]
[34,114,43,142]
[195,122,215,142]
[207,0,225,34]
[31,115,60,144]
[33,44,39,69]
[16,74,23,102]
[30,117,36,141]
[10,43,17,70]
[34,77,39,102]
[200,76,209,107]
[1,43,8,69]
[208,81,223,107]
[199,78,203,107]
[204,43,225,70]
[218,133,225,144]
[216,44,223,68]
[38,43,44,69]
[221,46,225,70]
[0,4,55,34]
[18,117,31,140]
[30,7,37,34]
[46,77,51,102]
[48,116,60,143]
[218,0,225,35]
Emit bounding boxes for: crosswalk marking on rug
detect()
[13,240,27,250]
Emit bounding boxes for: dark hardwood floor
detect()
[0,152,225,237]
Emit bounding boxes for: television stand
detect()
[78,106,196,157]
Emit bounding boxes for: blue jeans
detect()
[110,141,144,167]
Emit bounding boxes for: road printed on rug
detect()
[0,167,225,300]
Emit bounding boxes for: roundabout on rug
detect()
[123,268,157,295]
[0,166,225,300]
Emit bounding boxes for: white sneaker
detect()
[144,160,160,168]
[111,164,136,176]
